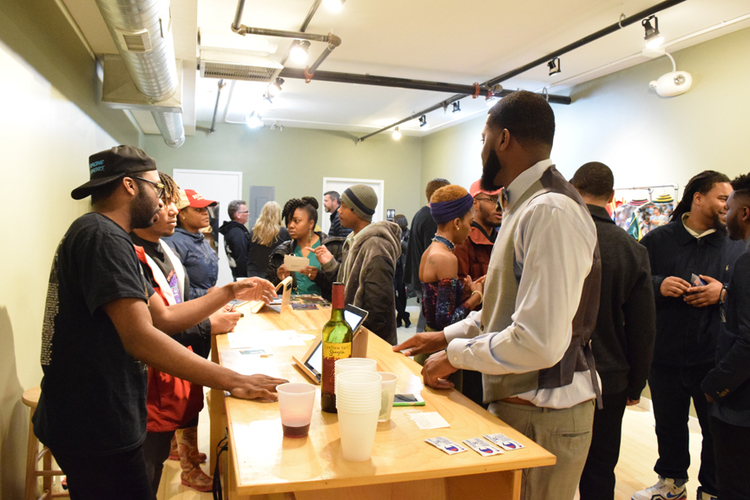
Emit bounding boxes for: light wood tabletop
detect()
[210,303,555,500]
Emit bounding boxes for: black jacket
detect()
[218,221,250,280]
[266,231,345,300]
[404,205,436,293]
[640,219,745,367]
[702,240,750,425]
[587,205,656,399]
[246,227,290,278]
[328,210,352,238]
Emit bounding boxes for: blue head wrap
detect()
[430,193,474,225]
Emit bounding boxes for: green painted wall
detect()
[422,26,750,195]
[143,123,424,223]
[0,41,119,499]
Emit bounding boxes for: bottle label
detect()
[322,342,352,394]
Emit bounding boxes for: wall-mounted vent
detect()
[199,49,282,83]
[115,28,153,52]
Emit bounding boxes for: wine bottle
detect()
[321,282,352,413]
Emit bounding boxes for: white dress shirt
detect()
[444,159,599,408]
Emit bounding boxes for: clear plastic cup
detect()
[338,408,380,461]
[336,372,382,414]
[377,372,399,422]
[277,383,317,438]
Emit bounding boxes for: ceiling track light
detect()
[547,57,561,76]
[392,127,401,140]
[419,115,427,127]
[642,15,664,49]
[267,77,284,98]
[452,101,461,114]
[290,40,311,64]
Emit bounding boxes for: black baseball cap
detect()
[71,145,157,200]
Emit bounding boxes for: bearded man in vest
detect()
[394,90,602,500]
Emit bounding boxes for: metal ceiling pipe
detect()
[231,24,335,44]
[358,0,686,142]
[209,79,226,134]
[281,0,323,67]
[279,68,571,104]
[95,0,185,147]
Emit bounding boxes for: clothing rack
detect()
[613,183,679,202]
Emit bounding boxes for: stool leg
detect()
[43,448,53,495]
[25,417,38,500]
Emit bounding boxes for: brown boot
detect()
[168,434,179,460]
[175,427,213,492]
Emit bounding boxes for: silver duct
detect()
[96,0,185,147]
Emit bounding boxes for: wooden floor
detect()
[154,392,704,500]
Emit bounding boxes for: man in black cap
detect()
[312,184,402,345]
[33,145,287,500]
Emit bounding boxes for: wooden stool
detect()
[22,387,69,500]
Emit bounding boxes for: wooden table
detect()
[210,303,555,500]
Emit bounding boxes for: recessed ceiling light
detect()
[245,112,263,129]
[324,0,345,12]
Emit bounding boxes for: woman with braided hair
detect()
[266,196,345,299]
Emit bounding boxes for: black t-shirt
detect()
[33,213,154,456]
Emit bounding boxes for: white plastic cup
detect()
[334,358,377,392]
[277,383,317,438]
[336,372,382,411]
[338,408,380,461]
[377,372,399,422]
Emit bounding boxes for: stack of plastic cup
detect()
[335,371,382,461]
[334,358,377,392]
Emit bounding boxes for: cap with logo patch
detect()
[71,145,157,200]
[183,189,217,208]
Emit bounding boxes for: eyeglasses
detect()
[237,211,249,214]
[475,196,502,211]
[134,176,165,198]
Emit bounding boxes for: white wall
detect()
[0,41,120,499]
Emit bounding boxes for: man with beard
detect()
[452,180,503,407]
[394,91,601,500]
[634,171,745,500]
[33,146,287,500]
[454,179,503,280]
[702,173,750,500]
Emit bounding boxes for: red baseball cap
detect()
[469,180,502,198]
[183,189,217,208]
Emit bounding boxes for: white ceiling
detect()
[61,0,750,140]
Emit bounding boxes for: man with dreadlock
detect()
[130,173,276,494]
[634,171,745,500]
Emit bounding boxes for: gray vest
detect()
[482,166,602,403]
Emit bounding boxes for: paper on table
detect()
[284,254,309,271]
[407,411,451,430]
[227,330,315,349]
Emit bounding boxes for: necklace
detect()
[432,234,455,251]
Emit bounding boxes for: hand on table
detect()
[684,275,722,308]
[209,310,241,334]
[305,246,334,265]
[626,398,640,406]
[229,374,289,402]
[422,351,458,390]
[392,330,448,356]
[660,276,690,297]
[231,277,277,304]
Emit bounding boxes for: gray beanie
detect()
[340,184,377,222]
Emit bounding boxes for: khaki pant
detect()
[488,399,595,500]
